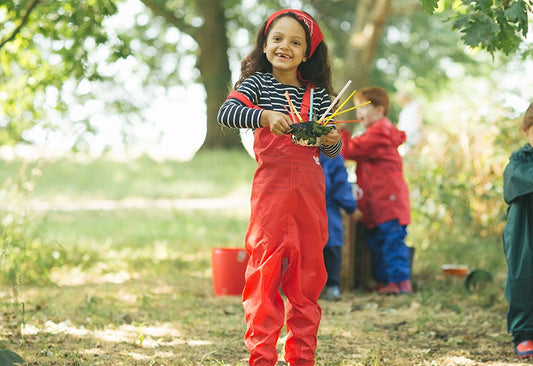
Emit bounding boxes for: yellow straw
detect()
[325,100,371,120]
[317,100,371,123]
[322,89,357,124]
[285,91,303,122]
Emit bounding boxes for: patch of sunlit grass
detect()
[0,150,256,201]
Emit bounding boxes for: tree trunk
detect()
[195,0,239,150]
[344,0,392,91]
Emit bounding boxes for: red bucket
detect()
[211,248,249,296]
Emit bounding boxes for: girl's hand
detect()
[260,110,293,135]
[321,128,340,146]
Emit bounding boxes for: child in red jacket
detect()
[339,86,412,294]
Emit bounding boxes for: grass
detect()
[0,149,523,365]
[28,209,249,254]
[0,149,256,200]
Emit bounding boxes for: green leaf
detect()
[470,0,493,11]
[495,13,522,53]
[454,13,498,48]
[505,0,526,21]
[504,0,529,36]
[0,349,24,366]
[420,0,439,14]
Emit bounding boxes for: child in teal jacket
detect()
[503,102,533,359]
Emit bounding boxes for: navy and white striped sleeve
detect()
[217,77,263,129]
[217,100,263,129]
[321,140,342,158]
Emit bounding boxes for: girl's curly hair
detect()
[235,11,333,96]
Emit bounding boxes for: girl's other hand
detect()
[260,110,293,135]
[321,129,340,146]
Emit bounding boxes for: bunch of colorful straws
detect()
[283,80,371,125]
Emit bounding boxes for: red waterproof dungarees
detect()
[238,88,328,366]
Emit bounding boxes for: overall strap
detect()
[299,83,314,122]
[226,91,262,109]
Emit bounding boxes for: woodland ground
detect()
[0,202,529,366]
[0,151,530,365]
[0,259,530,366]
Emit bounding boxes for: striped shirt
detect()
[217,72,341,158]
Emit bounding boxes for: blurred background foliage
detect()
[1,0,532,148]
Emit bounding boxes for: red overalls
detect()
[239,90,328,366]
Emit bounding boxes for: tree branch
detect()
[390,0,422,16]
[0,0,42,50]
[140,0,198,39]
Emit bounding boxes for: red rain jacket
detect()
[340,117,410,229]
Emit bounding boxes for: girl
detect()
[217,9,340,366]
[503,102,533,359]
[339,86,412,295]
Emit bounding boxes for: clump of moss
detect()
[290,122,332,145]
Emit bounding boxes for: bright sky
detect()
[20,0,209,162]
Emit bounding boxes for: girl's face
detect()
[523,124,533,146]
[263,16,307,85]
[355,100,384,129]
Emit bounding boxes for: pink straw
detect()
[319,80,352,121]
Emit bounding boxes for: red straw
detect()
[283,105,298,123]
[326,119,362,124]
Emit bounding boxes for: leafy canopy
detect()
[0,0,120,145]
[420,0,532,55]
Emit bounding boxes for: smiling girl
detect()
[217,9,338,366]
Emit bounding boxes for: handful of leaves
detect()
[289,121,333,146]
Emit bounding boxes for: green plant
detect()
[0,161,62,285]
[404,110,514,278]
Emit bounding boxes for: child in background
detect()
[217,9,340,366]
[339,86,412,295]
[396,91,423,155]
[503,102,533,359]
[320,152,361,301]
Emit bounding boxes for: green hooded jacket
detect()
[503,143,533,332]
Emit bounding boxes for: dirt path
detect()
[24,197,250,211]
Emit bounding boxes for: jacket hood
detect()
[509,143,533,163]
[374,117,406,148]
[503,143,533,203]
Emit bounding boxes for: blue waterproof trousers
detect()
[364,219,410,283]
